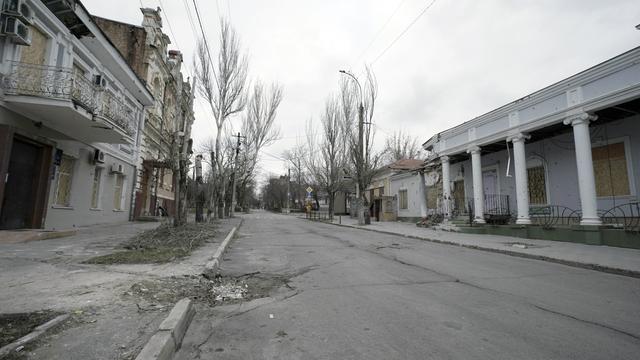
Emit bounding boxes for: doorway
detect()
[452,180,466,213]
[0,137,51,230]
[482,169,499,196]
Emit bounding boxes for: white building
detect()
[0,0,154,230]
[422,46,640,246]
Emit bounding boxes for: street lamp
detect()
[339,70,367,225]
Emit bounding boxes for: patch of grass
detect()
[0,310,60,348]
[84,247,189,264]
[83,223,217,265]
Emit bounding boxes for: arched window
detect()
[527,156,548,205]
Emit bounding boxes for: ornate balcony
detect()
[1,61,137,143]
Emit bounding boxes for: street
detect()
[177,212,640,359]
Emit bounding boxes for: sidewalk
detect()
[328,216,640,277]
[0,218,240,359]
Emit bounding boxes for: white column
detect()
[468,146,485,224]
[418,171,428,218]
[563,113,601,225]
[441,156,451,218]
[509,133,531,225]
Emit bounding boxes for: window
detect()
[399,189,408,210]
[55,156,74,206]
[527,166,547,205]
[592,142,631,197]
[91,167,102,209]
[113,174,125,210]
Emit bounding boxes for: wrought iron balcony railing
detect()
[1,61,136,137]
[97,90,136,137]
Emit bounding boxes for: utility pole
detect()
[230,132,245,217]
[340,69,366,225]
[286,167,291,214]
[195,154,203,222]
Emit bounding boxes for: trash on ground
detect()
[211,280,248,301]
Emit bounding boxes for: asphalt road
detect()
[177,212,640,360]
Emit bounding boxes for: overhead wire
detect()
[352,0,407,67]
[371,0,438,65]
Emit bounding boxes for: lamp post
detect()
[339,70,366,225]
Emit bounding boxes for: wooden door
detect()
[453,180,465,212]
[0,139,42,229]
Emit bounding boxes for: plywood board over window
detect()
[55,156,74,207]
[592,142,631,197]
[399,189,408,210]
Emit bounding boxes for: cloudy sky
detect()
[83,0,639,182]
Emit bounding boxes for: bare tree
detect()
[341,67,383,222]
[233,81,283,211]
[305,96,348,217]
[194,19,248,219]
[383,130,425,163]
[282,143,306,209]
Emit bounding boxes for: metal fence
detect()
[530,205,581,229]
[601,202,640,232]
[306,210,333,221]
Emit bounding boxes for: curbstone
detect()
[135,297,196,360]
[158,299,195,349]
[204,219,244,274]
[324,221,640,279]
[134,331,175,360]
[0,314,69,358]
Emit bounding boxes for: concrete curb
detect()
[0,314,69,358]
[321,220,640,279]
[135,298,195,360]
[204,219,243,274]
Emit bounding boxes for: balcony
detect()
[1,61,137,144]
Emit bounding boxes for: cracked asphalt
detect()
[176,211,640,359]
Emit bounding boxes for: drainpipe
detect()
[128,107,146,221]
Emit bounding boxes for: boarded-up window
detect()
[592,142,630,197]
[399,190,408,210]
[527,166,547,204]
[55,156,74,206]
[91,167,102,209]
[113,174,125,210]
[20,26,47,65]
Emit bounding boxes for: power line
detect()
[371,0,438,65]
[157,0,180,49]
[192,0,220,88]
[352,0,407,67]
[182,0,200,44]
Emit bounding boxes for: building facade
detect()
[422,46,640,242]
[95,7,194,219]
[0,0,154,230]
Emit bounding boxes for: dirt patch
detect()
[84,223,217,264]
[123,272,292,307]
[0,310,60,348]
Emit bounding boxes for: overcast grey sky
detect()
[83,0,640,182]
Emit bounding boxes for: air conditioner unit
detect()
[2,0,32,24]
[3,16,30,46]
[110,163,124,174]
[93,149,105,164]
[94,75,107,87]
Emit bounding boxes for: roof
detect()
[386,159,424,171]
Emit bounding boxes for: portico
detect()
[422,46,640,242]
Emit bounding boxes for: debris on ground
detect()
[0,310,60,348]
[83,223,218,264]
[124,272,291,307]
